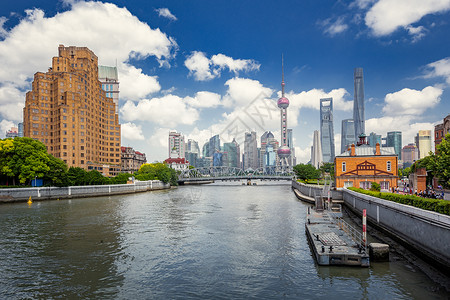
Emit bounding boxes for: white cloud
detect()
[0,119,15,138]
[287,88,352,112]
[405,25,427,42]
[185,91,222,108]
[294,146,313,164]
[424,57,450,84]
[185,52,260,81]
[0,83,25,121]
[350,0,376,9]
[365,0,450,36]
[381,86,442,116]
[0,1,177,117]
[121,122,145,141]
[155,8,177,21]
[0,16,7,38]
[211,54,260,74]
[321,17,349,36]
[119,65,161,101]
[184,51,216,81]
[120,95,199,127]
[223,77,273,107]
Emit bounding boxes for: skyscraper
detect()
[168,131,185,158]
[287,128,296,166]
[353,67,365,141]
[187,139,200,155]
[341,119,355,154]
[277,56,291,169]
[368,132,381,147]
[208,134,221,157]
[415,130,431,159]
[98,65,119,114]
[401,143,419,168]
[311,130,323,169]
[223,141,239,168]
[320,98,335,163]
[23,45,121,176]
[244,131,258,170]
[386,131,402,160]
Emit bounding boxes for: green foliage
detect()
[67,167,88,186]
[110,173,133,184]
[433,133,450,188]
[293,164,321,180]
[370,182,380,192]
[319,162,335,178]
[137,162,178,185]
[44,154,68,187]
[348,187,450,216]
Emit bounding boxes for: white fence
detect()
[0,180,170,203]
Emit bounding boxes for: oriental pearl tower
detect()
[277,56,291,170]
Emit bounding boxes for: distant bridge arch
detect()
[178,166,294,184]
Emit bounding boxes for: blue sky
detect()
[0,0,449,163]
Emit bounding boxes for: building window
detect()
[342,162,346,172]
[387,161,391,172]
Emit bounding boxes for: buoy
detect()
[27,196,32,205]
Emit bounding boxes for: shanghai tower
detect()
[353,68,365,141]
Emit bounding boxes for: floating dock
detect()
[305,207,370,267]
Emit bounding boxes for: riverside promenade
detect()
[292,180,450,272]
[0,180,170,203]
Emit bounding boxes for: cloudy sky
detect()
[0,0,449,163]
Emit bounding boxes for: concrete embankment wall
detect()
[291,180,343,200]
[0,180,170,203]
[343,189,450,269]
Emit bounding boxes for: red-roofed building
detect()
[164,157,190,171]
[121,146,147,173]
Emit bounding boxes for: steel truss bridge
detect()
[178,166,294,184]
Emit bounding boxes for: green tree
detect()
[0,137,53,185]
[110,172,133,184]
[67,167,88,186]
[44,154,68,186]
[293,164,320,181]
[433,133,450,188]
[86,170,107,185]
[137,162,178,185]
[370,182,380,192]
[319,162,335,178]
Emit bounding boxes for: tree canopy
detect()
[136,162,178,185]
[0,137,66,185]
[293,163,321,180]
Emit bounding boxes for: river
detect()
[0,183,447,299]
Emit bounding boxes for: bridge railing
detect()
[179,166,294,181]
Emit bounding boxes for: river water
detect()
[0,183,447,299]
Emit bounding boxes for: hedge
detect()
[347,187,450,216]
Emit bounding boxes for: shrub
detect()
[348,187,450,216]
[370,182,380,192]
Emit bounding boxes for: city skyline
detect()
[0,1,450,163]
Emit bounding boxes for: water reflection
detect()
[0,184,447,299]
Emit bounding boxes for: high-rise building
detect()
[187,139,200,155]
[287,128,296,166]
[368,132,381,148]
[320,98,335,163]
[98,65,119,114]
[185,152,198,168]
[401,143,419,168]
[202,141,210,158]
[23,45,121,176]
[415,130,431,159]
[386,131,402,160]
[353,68,365,141]
[341,119,355,154]
[277,57,291,169]
[311,130,323,169]
[264,144,277,172]
[168,131,185,158]
[223,140,239,168]
[244,131,258,170]
[18,123,24,137]
[208,134,221,157]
